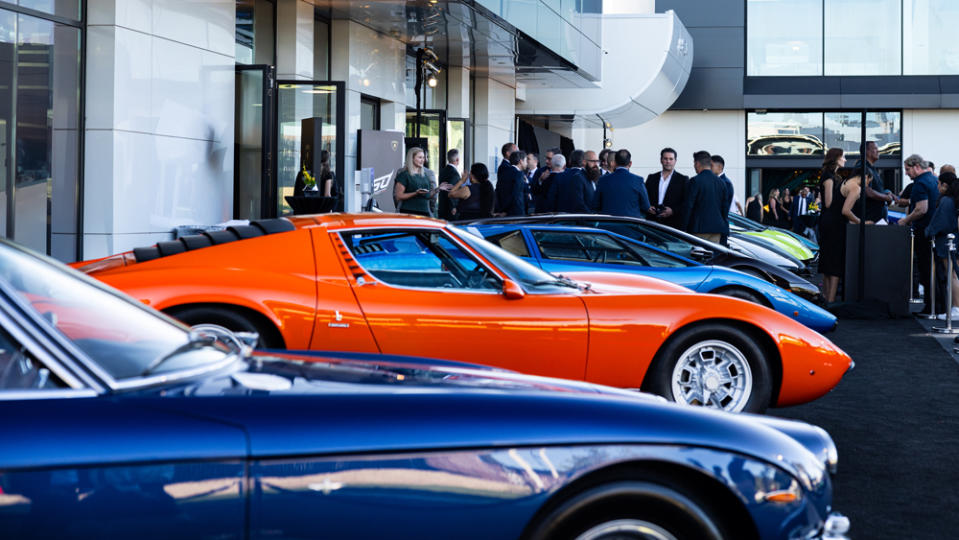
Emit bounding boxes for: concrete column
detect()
[83,0,235,259]
[447,66,470,119]
[472,75,516,180]
[276,0,314,80]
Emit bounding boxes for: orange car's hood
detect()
[559,271,691,296]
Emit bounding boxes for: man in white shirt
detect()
[644,147,688,230]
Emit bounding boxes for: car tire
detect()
[168,306,280,349]
[646,324,772,413]
[528,481,727,540]
[715,287,766,306]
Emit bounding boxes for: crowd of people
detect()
[390,141,959,312]
[392,142,741,244]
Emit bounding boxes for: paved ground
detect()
[772,315,959,540]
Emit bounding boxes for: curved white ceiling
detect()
[516,11,693,128]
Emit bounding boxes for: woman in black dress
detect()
[745,192,763,223]
[764,188,782,226]
[818,148,847,303]
[455,163,494,220]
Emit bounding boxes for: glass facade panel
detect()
[0,10,80,259]
[747,0,823,76]
[235,0,274,66]
[235,68,265,220]
[406,112,444,171]
[824,0,901,75]
[823,112,901,156]
[904,0,959,74]
[277,84,338,216]
[747,112,825,156]
[17,0,80,19]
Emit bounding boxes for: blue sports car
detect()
[0,240,853,539]
[470,224,837,334]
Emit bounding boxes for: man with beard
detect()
[644,147,688,230]
[584,150,602,191]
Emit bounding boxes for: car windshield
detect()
[0,242,229,380]
[448,226,578,293]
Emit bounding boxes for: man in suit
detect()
[531,147,560,213]
[495,150,527,216]
[710,155,737,245]
[644,147,688,230]
[548,153,592,213]
[437,148,461,220]
[592,149,650,218]
[681,151,730,244]
[496,142,518,187]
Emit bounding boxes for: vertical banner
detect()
[358,130,405,212]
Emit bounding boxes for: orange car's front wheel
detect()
[646,324,772,414]
[166,305,283,349]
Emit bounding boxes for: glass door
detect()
[406,110,447,171]
[234,64,275,220]
[275,81,343,216]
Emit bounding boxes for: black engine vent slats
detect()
[130,218,295,263]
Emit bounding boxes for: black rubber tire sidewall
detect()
[647,323,772,413]
[169,306,274,349]
[528,481,726,540]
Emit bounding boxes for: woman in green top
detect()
[394,147,435,217]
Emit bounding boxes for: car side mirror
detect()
[689,246,713,261]
[502,279,526,300]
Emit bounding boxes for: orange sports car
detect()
[75,214,853,413]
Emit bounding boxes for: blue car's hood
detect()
[144,351,833,488]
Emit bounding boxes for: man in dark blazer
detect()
[548,153,593,213]
[592,149,650,218]
[494,150,527,216]
[496,141,518,188]
[681,151,730,244]
[531,147,561,213]
[644,147,688,230]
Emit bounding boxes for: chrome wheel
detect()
[671,339,753,412]
[575,519,678,540]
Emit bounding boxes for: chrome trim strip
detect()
[109,354,243,391]
[0,389,97,400]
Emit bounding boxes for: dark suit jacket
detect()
[547,168,593,213]
[592,167,650,218]
[530,166,553,213]
[645,170,688,229]
[682,170,730,235]
[494,165,527,216]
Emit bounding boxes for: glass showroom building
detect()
[3,0,956,261]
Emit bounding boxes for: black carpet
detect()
[773,318,959,539]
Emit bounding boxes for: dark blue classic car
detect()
[0,240,849,539]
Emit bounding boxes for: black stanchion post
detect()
[933,234,958,333]
[921,239,938,320]
[909,229,923,305]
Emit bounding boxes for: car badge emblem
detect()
[329,310,350,328]
[309,477,344,495]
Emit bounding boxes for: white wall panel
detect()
[902,109,959,179]
[599,110,747,200]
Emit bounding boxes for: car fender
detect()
[579,293,851,406]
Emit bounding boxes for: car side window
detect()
[484,231,530,258]
[0,328,63,390]
[531,231,648,266]
[341,230,501,291]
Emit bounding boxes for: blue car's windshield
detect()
[448,226,578,293]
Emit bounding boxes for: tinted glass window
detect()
[0,327,62,390]
[531,231,648,266]
[747,0,823,76]
[341,230,501,291]
[824,0,901,75]
[485,230,531,258]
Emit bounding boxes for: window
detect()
[341,230,501,291]
[747,0,823,76]
[824,112,901,156]
[747,112,825,156]
[360,96,380,131]
[485,231,531,258]
[563,219,700,261]
[824,0,900,75]
[0,328,61,390]
[904,0,959,74]
[531,231,647,266]
[235,0,274,66]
